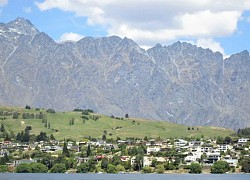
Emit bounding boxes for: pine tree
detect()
[50,134,55,140]
[86,144,91,157]
[0,123,5,132]
[63,140,70,157]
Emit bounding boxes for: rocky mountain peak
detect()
[5,17,39,36]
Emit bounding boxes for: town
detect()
[0,129,250,174]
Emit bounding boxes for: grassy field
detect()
[0,106,235,140]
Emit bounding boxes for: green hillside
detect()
[0,106,235,140]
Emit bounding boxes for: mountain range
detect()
[0,18,249,130]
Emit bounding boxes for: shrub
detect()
[211,161,230,174]
[189,163,202,174]
[77,163,89,173]
[142,166,152,173]
[107,164,117,173]
[16,163,31,173]
[156,164,165,173]
[30,163,48,173]
[50,163,66,173]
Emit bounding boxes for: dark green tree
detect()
[12,112,19,119]
[101,158,109,171]
[133,155,143,171]
[216,136,225,144]
[102,134,106,141]
[224,136,232,144]
[30,163,48,173]
[62,140,70,157]
[50,163,66,173]
[0,123,5,132]
[189,163,202,174]
[156,164,165,173]
[4,133,11,141]
[142,166,152,173]
[16,163,31,173]
[0,165,8,172]
[241,157,250,173]
[86,144,91,157]
[0,153,9,165]
[111,155,121,166]
[107,164,117,173]
[39,154,55,169]
[88,158,97,172]
[25,105,31,109]
[46,109,56,114]
[36,132,49,142]
[211,161,230,174]
[151,159,157,167]
[50,134,55,140]
[77,162,89,173]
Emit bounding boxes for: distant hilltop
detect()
[0,18,250,130]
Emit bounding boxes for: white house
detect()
[143,156,166,167]
[223,155,238,167]
[174,139,188,147]
[147,146,161,154]
[238,138,249,146]
[205,152,221,165]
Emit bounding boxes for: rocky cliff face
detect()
[0,18,249,130]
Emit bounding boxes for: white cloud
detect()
[23,6,32,13]
[0,0,8,7]
[196,38,225,55]
[58,32,84,42]
[35,0,250,47]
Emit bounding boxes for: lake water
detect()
[0,173,249,180]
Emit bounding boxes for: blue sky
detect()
[0,0,250,56]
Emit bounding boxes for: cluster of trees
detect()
[77,155,130,173]
[16,128,30,142]
[0,111,13,116]
[241,157,250,173]
[16,163,48,173]
[187,127,199,130]
[36,131,49,142]
[216,136,233,144]
[46,109,56,114]
[13,112,46,120]
[237,127,250,137]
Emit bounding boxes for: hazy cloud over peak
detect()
[58,32,84,42]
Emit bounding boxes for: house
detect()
[238,138,249,146]
[147,146,161,154]
[189,141,203,147]
[143,156,166,167]
[184,155,198,165]
[218,144,232,152]
[223,155,238,167]
[205,152,221,165]
[174,139,188,147]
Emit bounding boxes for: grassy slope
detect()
[0,106,235,140]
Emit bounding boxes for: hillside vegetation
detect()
[0,106,235,140]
